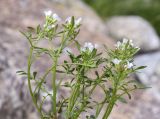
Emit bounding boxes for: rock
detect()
[110,89,160,119]
[134,52,160,100]
[134,52,160,86]
[106,16,160,51]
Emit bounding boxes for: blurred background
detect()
[0,0,160,119]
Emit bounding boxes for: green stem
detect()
[52,56,58,119]
[102,88,117,119]
[28,47,42,116]
[74,84,97,118]
[74,73,106,118]
[66,68,83,118]
[52,39,64,119]
[67,78,81,118]
[58,63,96,67]
[95,99,106,118]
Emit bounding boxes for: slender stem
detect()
[52,38,64,119]
[95,99,106,118]
[74,84,97,118]
[67,77,81,118]
[58,62,96,67]
[74,73,105,118]
[28,47,42,116]
[66,67,83,118]
[102,87,117,119]
[52,56,58,119]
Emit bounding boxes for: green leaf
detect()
[91,48,97,57]
[71,16,75,27]
[95,71,99,78]
[73,40,81,50]
[135,66,147,70]
[56,70,65,73]
[33,71,37,79]
[16,70,27,76]
[118,97,127,103]
[27,26,35,32]
[62,82,71,88]
[121,86,132,99]
[36,25,41,34]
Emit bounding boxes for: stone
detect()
[134,52,160,86]
[106,16,160,52]
[134,52,160,101]
[110,89,160,119]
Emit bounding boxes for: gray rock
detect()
[110,89,160,119]
[106,16,160,51]
[134,52,160,86]
[134,52,160,103]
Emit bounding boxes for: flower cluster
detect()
[44,10,61,21]
[43,10,82,31]
[65,17,82,28]
[112,58,121,65]
[111,38,140,70]
[112,58,134,69]
[80,42,98,52]
[115,38,139,50]
[43,10,61,30]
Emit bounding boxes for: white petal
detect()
[81,42,96,52]
[125,62,134,69]
[75,17,82,26]
[115,41,121,48]
[122,38,128,44]
[112,58,121,65]
[47,24,55,29]
[44,10,52,17]
[65,17,72,23]
[80,47,86,52]
[128,39,133,46]
[52,13,61,21]
[135,46,140,50]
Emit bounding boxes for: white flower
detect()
[114,41,122,48]
[44,10,52,17]
[122,38,128,44]
[115,38,135,49]
[122,38,133,46]
[129,40,134,46]
[75,17,82,26]
[52,13,61,21]
[43,24,47,28]
[47,24,55,29]
[125,62,134,69]
[65,17,82,27]
[112,58,121,65]
[65,17,72,23]
[123,38,134,46]
[135,46,140,50]
[81,42,97,52]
